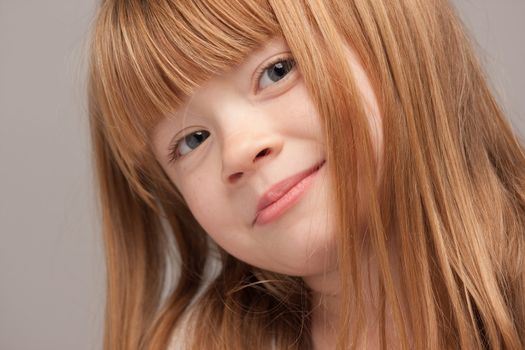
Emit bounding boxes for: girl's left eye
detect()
[168,130,210,162]
[256,57,296,91]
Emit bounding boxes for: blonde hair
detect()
[87,0,525,349]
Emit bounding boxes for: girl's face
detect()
[152,37,382,277]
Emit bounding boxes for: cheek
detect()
[268,82,325,141]
[179,179,225,229]
[182,190,255,263]
[177,177,249,253]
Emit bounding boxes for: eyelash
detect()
[168,55,296,163]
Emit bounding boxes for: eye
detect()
[168,130,210,162]
[256,56,296,91]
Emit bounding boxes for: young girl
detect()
[87,0,525,349]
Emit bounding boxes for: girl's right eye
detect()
[168,130,210,162]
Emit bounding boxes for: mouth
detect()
[253,159,326,226]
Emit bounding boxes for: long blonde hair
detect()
[87,0,525,349]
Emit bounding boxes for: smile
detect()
[253,160,326,226]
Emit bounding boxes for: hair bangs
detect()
[89,0,281,161]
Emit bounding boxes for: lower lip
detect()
[254,163,324,226]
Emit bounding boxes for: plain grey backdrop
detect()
[0,1,523,349]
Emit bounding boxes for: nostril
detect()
[227,148,272,183]
[256,148,271,159]
[228,172,243,182]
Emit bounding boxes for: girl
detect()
[87,0,525,349]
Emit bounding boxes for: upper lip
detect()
[255,159,326,214]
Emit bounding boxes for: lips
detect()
[254,159,325,223]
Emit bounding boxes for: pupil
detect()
[269,60,294,82]
[186,131,209,149]
[274,63,285,76]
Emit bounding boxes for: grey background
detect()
[0,1,523,349]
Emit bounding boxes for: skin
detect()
[152,36,392,348]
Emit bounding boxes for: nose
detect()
[221,129,283,184]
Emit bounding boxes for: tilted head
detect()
[88,1,525,349]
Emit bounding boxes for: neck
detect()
[305,268,340,350]
[303,243,408,349]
